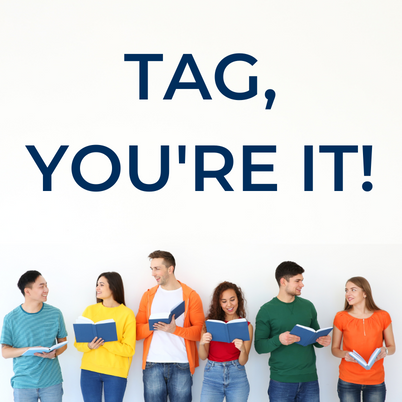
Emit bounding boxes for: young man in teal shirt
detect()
[255,261,331,402]
[1,270,68,402]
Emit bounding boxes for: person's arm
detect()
[376,323,396,360]
[35,337,68,358]
[198,327,211,361]
[309,304,330,348]
[136,292,153,341]
[255,309,299,353]
[233,323,253,365]
[1,344,30,359]
[55,337,67,357]
[103,312,136,358]
[331,326,356,362]
[75,336,105,354]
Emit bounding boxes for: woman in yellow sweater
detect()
[74,272,136,402]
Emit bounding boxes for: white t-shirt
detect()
[146,286,188,363]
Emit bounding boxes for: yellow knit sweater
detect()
[74,303,136,378]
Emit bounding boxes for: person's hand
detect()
[200,332,212,345]
[34,350,56,359]
[153,315,176,334]
[375,347,388,361]
[344,352,357,363]
[88,337,104,350]
[232,339,245,352]
[316,335,331,347]
[279,331,300,346]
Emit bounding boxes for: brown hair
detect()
[148,250,176,273]
[344,276,381,312]
[96,272,125,305]
[206,282,247,321]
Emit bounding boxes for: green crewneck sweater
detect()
[255,296,323,383]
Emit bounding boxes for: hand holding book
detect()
[347,348,381,370]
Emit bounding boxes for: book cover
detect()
[22,340,68,357]
[290,324,333,347]
[206,318,250,343]
[73,317,118,343]
[148,300,185,331]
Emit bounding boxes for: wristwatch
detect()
[384,347,389,355]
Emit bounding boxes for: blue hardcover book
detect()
[205,318,250,343]
[148,300,185,331]
[22,340,68,356]
[290,324,333,347]
[349,348,381,370]
[73,317,118,342]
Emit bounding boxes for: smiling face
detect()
[220,289,239,321]
[150,258,172,287]
[345,281,366,306]
[96,276,114,301]
[283,274,304,296]
[25,275,49,302]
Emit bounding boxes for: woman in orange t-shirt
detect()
[331,276,396,402]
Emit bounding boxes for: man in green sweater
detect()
[255,261,331,402]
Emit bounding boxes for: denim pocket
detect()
[175,362,190,370]
[204,362,213,372]
[145,362,155,369]
[235,361,246,371]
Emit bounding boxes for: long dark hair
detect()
[206,281,247,321]
[96,272,125,305]
[344,276,381,312]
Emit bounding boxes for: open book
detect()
[349,348,381,370]
[290,324,333,347]
[22,340,68,356]
[149,300,185,331]
[73,317,118,342]
[206,318,250,343]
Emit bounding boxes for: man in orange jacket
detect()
[136,250,205,402]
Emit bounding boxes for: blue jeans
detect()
[13,383,63,402]
[268,379,320,402]
[143,362,192,402]
[337,379,386,402]
[200,359,250,402]
[80,369,127,402]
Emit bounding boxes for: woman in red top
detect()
[198,282,253,402]
[331,276,396,402]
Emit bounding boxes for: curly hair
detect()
[206,281,247,321]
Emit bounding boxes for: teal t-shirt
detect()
[255,296,322,383]
[0,303,68,389]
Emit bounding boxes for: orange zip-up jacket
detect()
[136,281,204,374]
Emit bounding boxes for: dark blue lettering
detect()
[26,145,69,191]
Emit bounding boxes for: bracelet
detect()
[385,347,389,355]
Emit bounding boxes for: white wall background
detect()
[1,2,401,401]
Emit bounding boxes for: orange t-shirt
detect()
[333,310,392,385]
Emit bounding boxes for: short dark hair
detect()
[275,261,304,286]
[148,250,176,273]
[17,270,42,296]
[96,272,125,305]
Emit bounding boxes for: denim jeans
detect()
[337,379,386,402]
[200,359,250,402]
[80,369,127,402]
[268,379,320,402]
[143,362,192,402]
[13,383,63,402]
